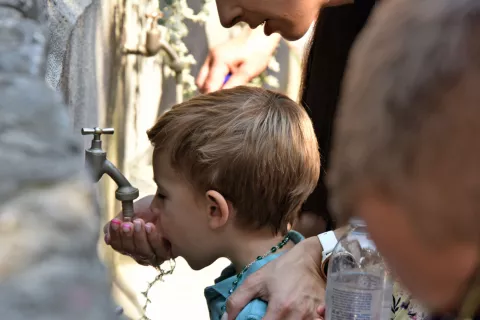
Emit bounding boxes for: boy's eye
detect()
[156,193,166,200]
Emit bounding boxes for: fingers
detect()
[132,219,156,259]
[119,221,135,254]
[222,53,271,90]
[197,49,231,94]
[105,218,163,266]
[228,236,325,320]
[103,221,110,237]
[196,56,211,91]
[263,300,320,320]
[221,67,252,90]
[103,195,155,237]
[226,272,265,320]
[202,58,230,93]
[103,210,123,235]
[262,300,294,320]
[104,232,111,245]
[145,223,170,264]
[107,219,123,253]
[102,195,166,267]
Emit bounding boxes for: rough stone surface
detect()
[0,1,117,319]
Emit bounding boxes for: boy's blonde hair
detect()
[147,86,320,234]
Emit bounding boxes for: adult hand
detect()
[196,29,281,93]
[103,195,170,266]
[223,236,326,320]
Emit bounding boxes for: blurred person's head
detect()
[330,0,480,315]
[147,86,319,270]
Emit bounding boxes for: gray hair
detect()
[329,0,480,244]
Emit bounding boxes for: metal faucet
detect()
[124,9,186,104]
[81,127,139,222]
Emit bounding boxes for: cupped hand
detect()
[196,31,281,93]
[224,236,326,320]
[103,195,170,266]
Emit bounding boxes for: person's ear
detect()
[205,190,230,230]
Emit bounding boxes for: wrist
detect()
[304,236,324,269]
[317,226,349,280]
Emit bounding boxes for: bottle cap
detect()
[349,217,366,227]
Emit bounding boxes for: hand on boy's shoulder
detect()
[235,298,267,320]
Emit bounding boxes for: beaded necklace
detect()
[220,234,291,319]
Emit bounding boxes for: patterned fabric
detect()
[391,282,429,320]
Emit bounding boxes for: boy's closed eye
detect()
[153,177,168,200]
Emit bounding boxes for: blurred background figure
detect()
[330,0,480,318]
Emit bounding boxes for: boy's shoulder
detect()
[235,231,304,320]
[205,231,305,320]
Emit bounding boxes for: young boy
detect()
[146,86,320,320]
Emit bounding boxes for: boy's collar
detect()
[205,230,304,300]
[206,254,280,300]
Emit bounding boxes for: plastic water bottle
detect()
[325,218,393,320]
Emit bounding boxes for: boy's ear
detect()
[205,190,231,230]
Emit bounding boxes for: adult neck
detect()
[224,228,293,273]
[452,256,480,318]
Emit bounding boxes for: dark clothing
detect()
[300,1,376,229]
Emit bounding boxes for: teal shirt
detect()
[204,231,304,320]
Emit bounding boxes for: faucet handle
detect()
[145,10,163,21]
[81,127,115,136]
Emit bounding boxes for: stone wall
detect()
[0,1,117,318]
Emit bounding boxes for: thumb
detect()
[226,275,265,320]
[203,59,230,93]
[196,56,211,92]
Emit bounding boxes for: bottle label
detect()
[326,272,390,320]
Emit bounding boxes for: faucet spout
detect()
[102,159,139,220]
[82,127,139,221]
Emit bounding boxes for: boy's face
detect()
[150,152,221,270]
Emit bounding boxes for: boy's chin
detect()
[184,256,216,271]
